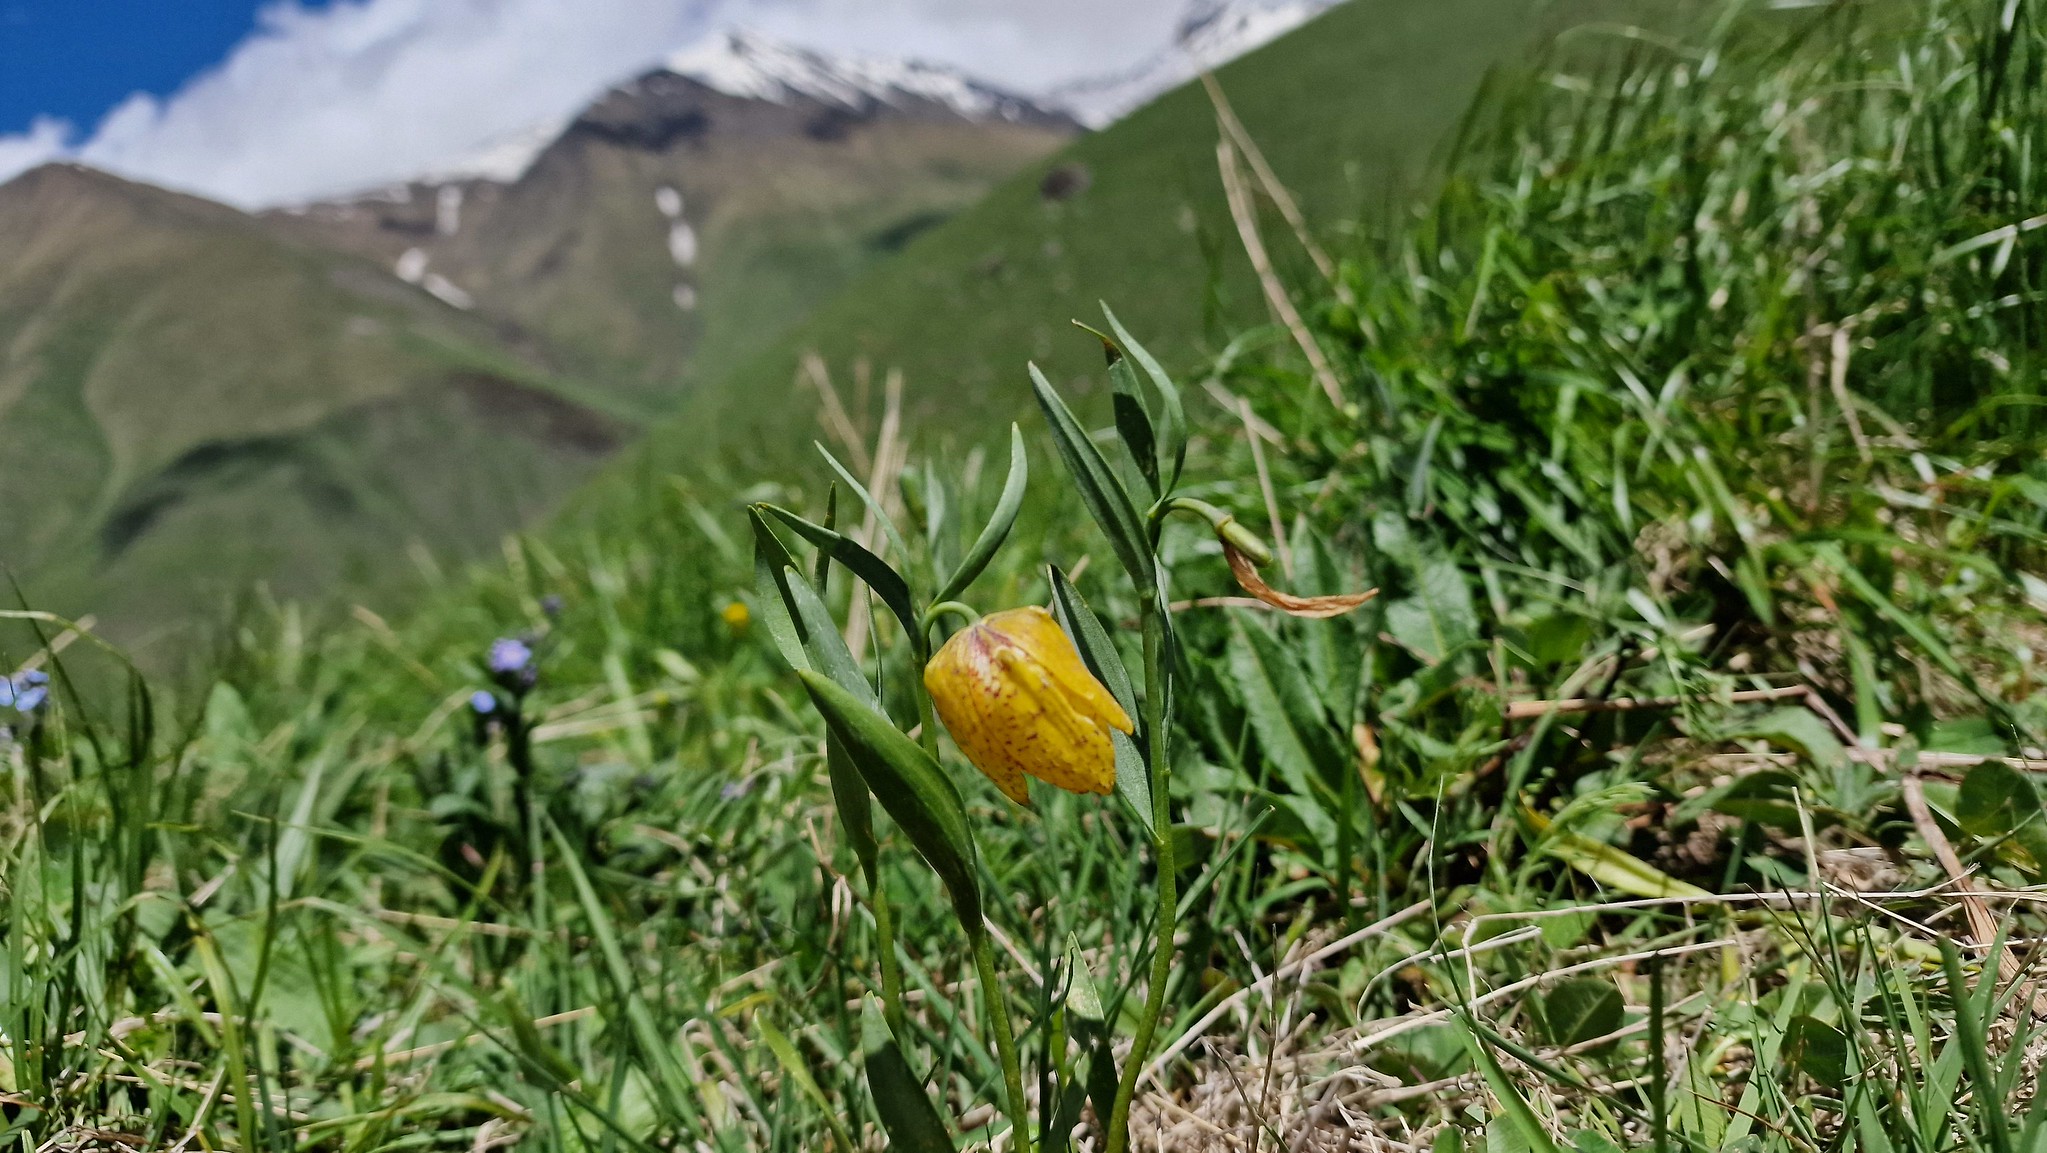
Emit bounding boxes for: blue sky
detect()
[0,1,331,135]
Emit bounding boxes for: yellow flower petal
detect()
[924,605,1132,805]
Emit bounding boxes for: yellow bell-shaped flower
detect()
[923,606,1135,805]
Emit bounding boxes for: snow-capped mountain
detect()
[1049,0,1343,127]
[387,30,1067,192]
[665,31,1067,126]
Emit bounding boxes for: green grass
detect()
[7,0,2047,1150]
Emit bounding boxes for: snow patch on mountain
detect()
[1049,0,1341,127]
[410,115,573,187]
[664,30,1055,123]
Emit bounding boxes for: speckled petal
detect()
[924,628,1032,804]
[983,606,1134,737]
[924,606,1132,805]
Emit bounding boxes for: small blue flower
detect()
[721,778,752,801]
[487,638,533,675]
[470,690,498,715]
[1,670,48,714]
[540,594,564,619]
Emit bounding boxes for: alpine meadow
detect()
[8,1,2047,1151]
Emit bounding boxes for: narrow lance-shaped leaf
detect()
[1050,565,1152,837]
[828,736,878,869]
[1031,363,1155,589]
[760,503,920,641]
[1102,337,1160,495]
[749,508,811,673]
[1103,305,1187,492]
[815,442,914,574]
[797,669,983,933]
[860,997,954,1153]
[782,565,879,710]
[936,424,1028,603]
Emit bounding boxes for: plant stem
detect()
[972,929,1032,1153]
[912,636,940,760]
[1106,601,1177,1153]
[867,860,906,1038]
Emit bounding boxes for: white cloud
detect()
[0,117,72,186]
[10,0,1191,209]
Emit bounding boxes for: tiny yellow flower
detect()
[923,606,1134,805]
[722,600,751,633]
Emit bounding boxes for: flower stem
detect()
[972,929,1032,1153]
[1106,600,1176,1153]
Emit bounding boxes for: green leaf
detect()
[860,998,953,1153]
[1957,761,2047,873]
[781,566,879,708]
[1030,363,1155,589]
[1049,565,1151,837]
[1957,761,2038,839]
[1784,1015,1851,1090]
[1729,707,1846,772]
[1106,345,1159,494]
[815,442,913,569]
[1457,1018,1562,1153]
[1529,812,1712,900]
[749,508,811,673]
[1540,979,1623,1047]
[828,736,878,870]
[1694,770,1805,830]
[1064,932,1105,1022]
[1382,554,1480,666]
[1102,304,1187,492]
[936,424,1028,603]
[760,503,919,640]
[759,1017,856,1153]
[796,670,982,932]
[1226,618,1342,846]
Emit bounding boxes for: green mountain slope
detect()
[0,164,622,652]
[644,0,1655,473]
[1,71,1070,653]
[269,67,1073,414]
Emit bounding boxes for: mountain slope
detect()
[0,163,621,652]
[0,41,1073,654]
[624,0,1658,480]
[270,34,1075,412]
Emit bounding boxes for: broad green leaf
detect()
[860,998,953,1153]
[760,503,919,641]
[1102,304,1187,492]
[1957,760,2038,839]
[1030,363,1155,588]
[1728,707,1846,772]
[1540,978,1623,1047]
[1785,1015,1850,1090]
[936,424,1028,603]
[1226,617,1342,846]
[1957,761,2047,873]
[1383,554,1480,665]
[797,670,982,932]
